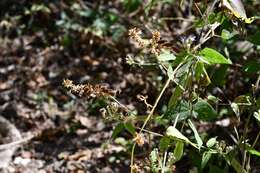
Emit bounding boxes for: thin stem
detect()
[252,130,260,148]
[241,113,252,169]
[130,62,184,172]
[140,78,171,132]
[130,143,136,173]
[160,17,195,21]
[246,128,260,172]
[130,78,170,172]
[136,127,163,137]
[109,96,131,112]
[139,62,184,133]
[162,151,168,173]
[256,73,260,89]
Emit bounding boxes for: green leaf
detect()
[124,122,136,135]
[123,0,141,12]
[166,101,196,122]
[211,65,228,86]
[157,50,176,61]
[166,126,190,143]
[231,102,240,117]
[168,85,183,108]
[159,136,171,151]
[195,61,204,80]
[201,151,212,169]
[194,99,218,121]
[242,61,260,73]
[173,141,184,163]
[199,47,232,65]
[111,123,125,139]
[188,119,203,149]
[224,156,247,173]
[166,126,198,148]
[248,30,260,45]
[200,67,211,86]
[150,149,159,172]
[234,95,251,106]
[206,137,217,148]
[167,66,174,80]
[244,143,260,157]
[253,110,260,126]
[114,137,128,146]
[221,29,236,40]
[168,71,189,108]
[207,95,219,104]
[150,148,158,163]
[247,148,260,157]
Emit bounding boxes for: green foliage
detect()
[188,119,203,149]
[194,99,218,121]
[157,50,176,62]
[173,141,184,163]
[199,48,232,65]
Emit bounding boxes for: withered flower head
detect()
[63,79,114,98]
[129,27,146,48]
[133,132,145,147]
[131,164,141,173]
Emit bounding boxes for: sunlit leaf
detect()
[173,141,184,162]
[245,144,260,157]
[253,110,260,126]
[206,137,217,148]
[221,29,236,40]
[167,66,174,80]
[158,50,176,61]
[188,119,203,149]
[231,102,240,117]
[199,47,232,65]
[166,126,190,143]
[201,151,212,169]
[222,0,255,23]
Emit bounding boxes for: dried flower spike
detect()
[150,30,162,55]
[63,79,114,98]
[151,30,161,44]
[129,27,147,48]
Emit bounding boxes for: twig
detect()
[0,134,34,150]
[130,62,184,172]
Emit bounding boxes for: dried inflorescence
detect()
[150,30,162,55]
[63,79,114,98]
[128,28,164,55]
[129,27,147,48]
[151,30,161,44]
[133,132,145,147]
[131,164,141,173]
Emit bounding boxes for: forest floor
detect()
[0,32,148,173]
